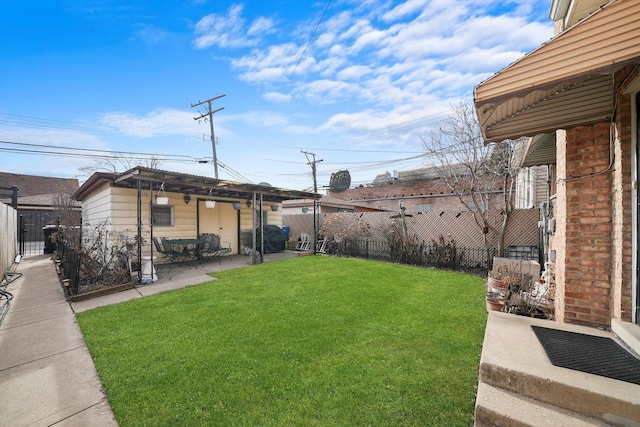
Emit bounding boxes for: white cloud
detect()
[195,0,553,146]
[263,92,292,103]
[100,109,201,138]
[193,4,257,49]
[382,0,429,22]
[131,24,168,46]
[336,65,371,81]
[247,16,274,36]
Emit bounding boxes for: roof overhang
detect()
[516,133,557,168]
[74,167,321,202]
[474,0,640,143]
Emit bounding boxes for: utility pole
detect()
[302,150,323,255]
[192,94,226,179]
[301,150,323,193]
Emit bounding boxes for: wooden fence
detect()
[283,208,540,253]
[0,203,17,275]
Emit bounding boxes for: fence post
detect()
[19,215,25,256]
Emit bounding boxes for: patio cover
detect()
[75,166,320,202]
[474,0,640,143]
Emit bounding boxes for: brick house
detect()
[282,195,386,215]
[328,165,509,213]
[474,0,640,331]
[471,2,640,424]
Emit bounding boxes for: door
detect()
[199,201,239,253]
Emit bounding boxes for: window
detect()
[152,205,173,226]
[418,203,432,212]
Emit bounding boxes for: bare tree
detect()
[420,102,521,257]
[78,153,162,179]
[50,192,82,250]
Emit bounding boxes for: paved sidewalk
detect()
[0,255,117,427]
[0,251,297,426]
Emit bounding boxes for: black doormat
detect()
[532,326,640,385]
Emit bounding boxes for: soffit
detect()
[474,0,640,142]
[521,133,557,167]
[565,0,611,27]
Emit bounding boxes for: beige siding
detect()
[476,0,640,103]
[81,182,113,230]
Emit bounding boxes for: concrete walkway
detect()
[0,251,297,426]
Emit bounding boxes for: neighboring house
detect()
[328,165,509,213]
[475,0,640,331]
[0,172,79,198]
[0,172,80,255]
[72,166,319,259]
[282,195,387,215]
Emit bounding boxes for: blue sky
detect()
[0,0,553,191]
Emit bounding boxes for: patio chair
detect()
[161,238,189,266]
[199,233,232,264]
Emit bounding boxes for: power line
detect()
[291,0,332,77]
[0,140,196,160]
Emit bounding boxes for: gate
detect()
[18,210,59,256]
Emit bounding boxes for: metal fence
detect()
[324,237,511,276]
[53,239,80,295]
[17,210,59,256]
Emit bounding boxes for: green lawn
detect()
[77,256,487,426]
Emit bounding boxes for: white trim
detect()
[632,85,639,324]
[624,73,640,95]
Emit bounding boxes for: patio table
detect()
[166,238,206,267]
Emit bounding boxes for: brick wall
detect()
[562,122,613,327]
[330,179,505,212]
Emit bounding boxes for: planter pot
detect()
[487,276,509,291]
[486,298,504,312]
[205,200,216,209]
[156,196,169,205]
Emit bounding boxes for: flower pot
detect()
[205,200,216,209]
[487,276,509,291]
[486,298,504,312]
[156,196,169,205]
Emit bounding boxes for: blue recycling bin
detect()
[282,226,289,241]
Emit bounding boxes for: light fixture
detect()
[232,202,242,210]
[246,199,252,207]
[270,205,279,212]
[184,193,191,204]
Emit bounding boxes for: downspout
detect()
[137,179,142,284]
[260,194,264,263]
[149,181,154,283]
[313,198,318,254]
[250,192,259,264]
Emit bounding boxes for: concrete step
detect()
[474,381,609,427]
[612,319,640,357]
[476,312,640,426]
